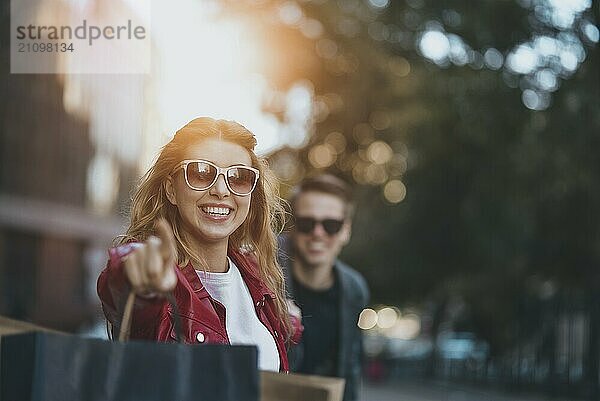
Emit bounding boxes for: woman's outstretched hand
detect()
[123,219,178,296]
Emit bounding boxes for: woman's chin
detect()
[194,221,241,243]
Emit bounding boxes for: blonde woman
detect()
[97,117,298,372]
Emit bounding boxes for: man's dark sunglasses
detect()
[295,217,345,236]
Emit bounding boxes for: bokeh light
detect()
[365,164,388,185]
[377,307,399,329]
[368,0,390,10]
[278,1,302,26]
[535,68,558,91]
[522,89,550,111]
[534,35,559,56]
[506,44,540,74]
[369,110,391,130]
[448,34,469,66]
[336,17,361,38]
[418,30,450,63]
[270,151,302,181]
[308,144,337,168]
[389,154,408,177]
[384,180,407,204]
[322,93,344,114]
[316,39,338,59]
[582,22,599,42]
[387,314,421,340]
[358,308,378,330]
[353,123,375,145]
[352,161,369,185]
[442,9,462,28]
[483,48,503,70]
[300,18,324,39]
[388,57,411,77]
[325,131,347,154]
[367,141,393,164]
[546,0,591,29]
[560,49,579,71]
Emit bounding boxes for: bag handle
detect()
[118,291,183,343]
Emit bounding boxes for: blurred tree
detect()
[223,0,599,358]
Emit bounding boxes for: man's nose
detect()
[311,222,327,237]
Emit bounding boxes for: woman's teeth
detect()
[201,206,231,216]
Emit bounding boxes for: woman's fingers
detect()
[155,218,176,265]
[145,236,164,281]
[158,266,178,292]
[124,251,143,290]
[123,224,178,294]
[154,218,178,292]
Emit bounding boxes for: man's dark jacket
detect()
[278,237,370,401]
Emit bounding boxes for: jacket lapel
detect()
[335,260,352,377]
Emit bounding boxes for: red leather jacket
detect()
[97,242,291,373]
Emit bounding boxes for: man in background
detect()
[280,174,370,401]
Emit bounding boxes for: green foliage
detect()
[225,0,599,353]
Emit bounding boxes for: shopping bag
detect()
[0,292,259,401]
[260,371,345,401]
[0,315,59,337]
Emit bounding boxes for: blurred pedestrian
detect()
[98,117,299,372]
[280,174,370,401]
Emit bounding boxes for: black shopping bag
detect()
[0,292,259,401]
[1,331,258,401]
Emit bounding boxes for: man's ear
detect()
[341,221,352,245]
[165,176,177,206]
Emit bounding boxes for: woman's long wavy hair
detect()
[118,117,290,335]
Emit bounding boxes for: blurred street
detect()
[362,380,570,401]
[1,0,599,399]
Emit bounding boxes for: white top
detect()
[197,258,280,372]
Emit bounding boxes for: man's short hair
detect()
[290,174,355,218]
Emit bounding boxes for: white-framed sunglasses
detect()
[171,159,260,196]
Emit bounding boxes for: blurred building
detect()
[0,0,151,331]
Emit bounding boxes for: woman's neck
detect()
[183,231,230,273]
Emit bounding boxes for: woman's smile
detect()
[199,202,234,221]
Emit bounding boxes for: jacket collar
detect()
[229,249,276,301]
[179,261,207,296]
[178,249,275,301]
